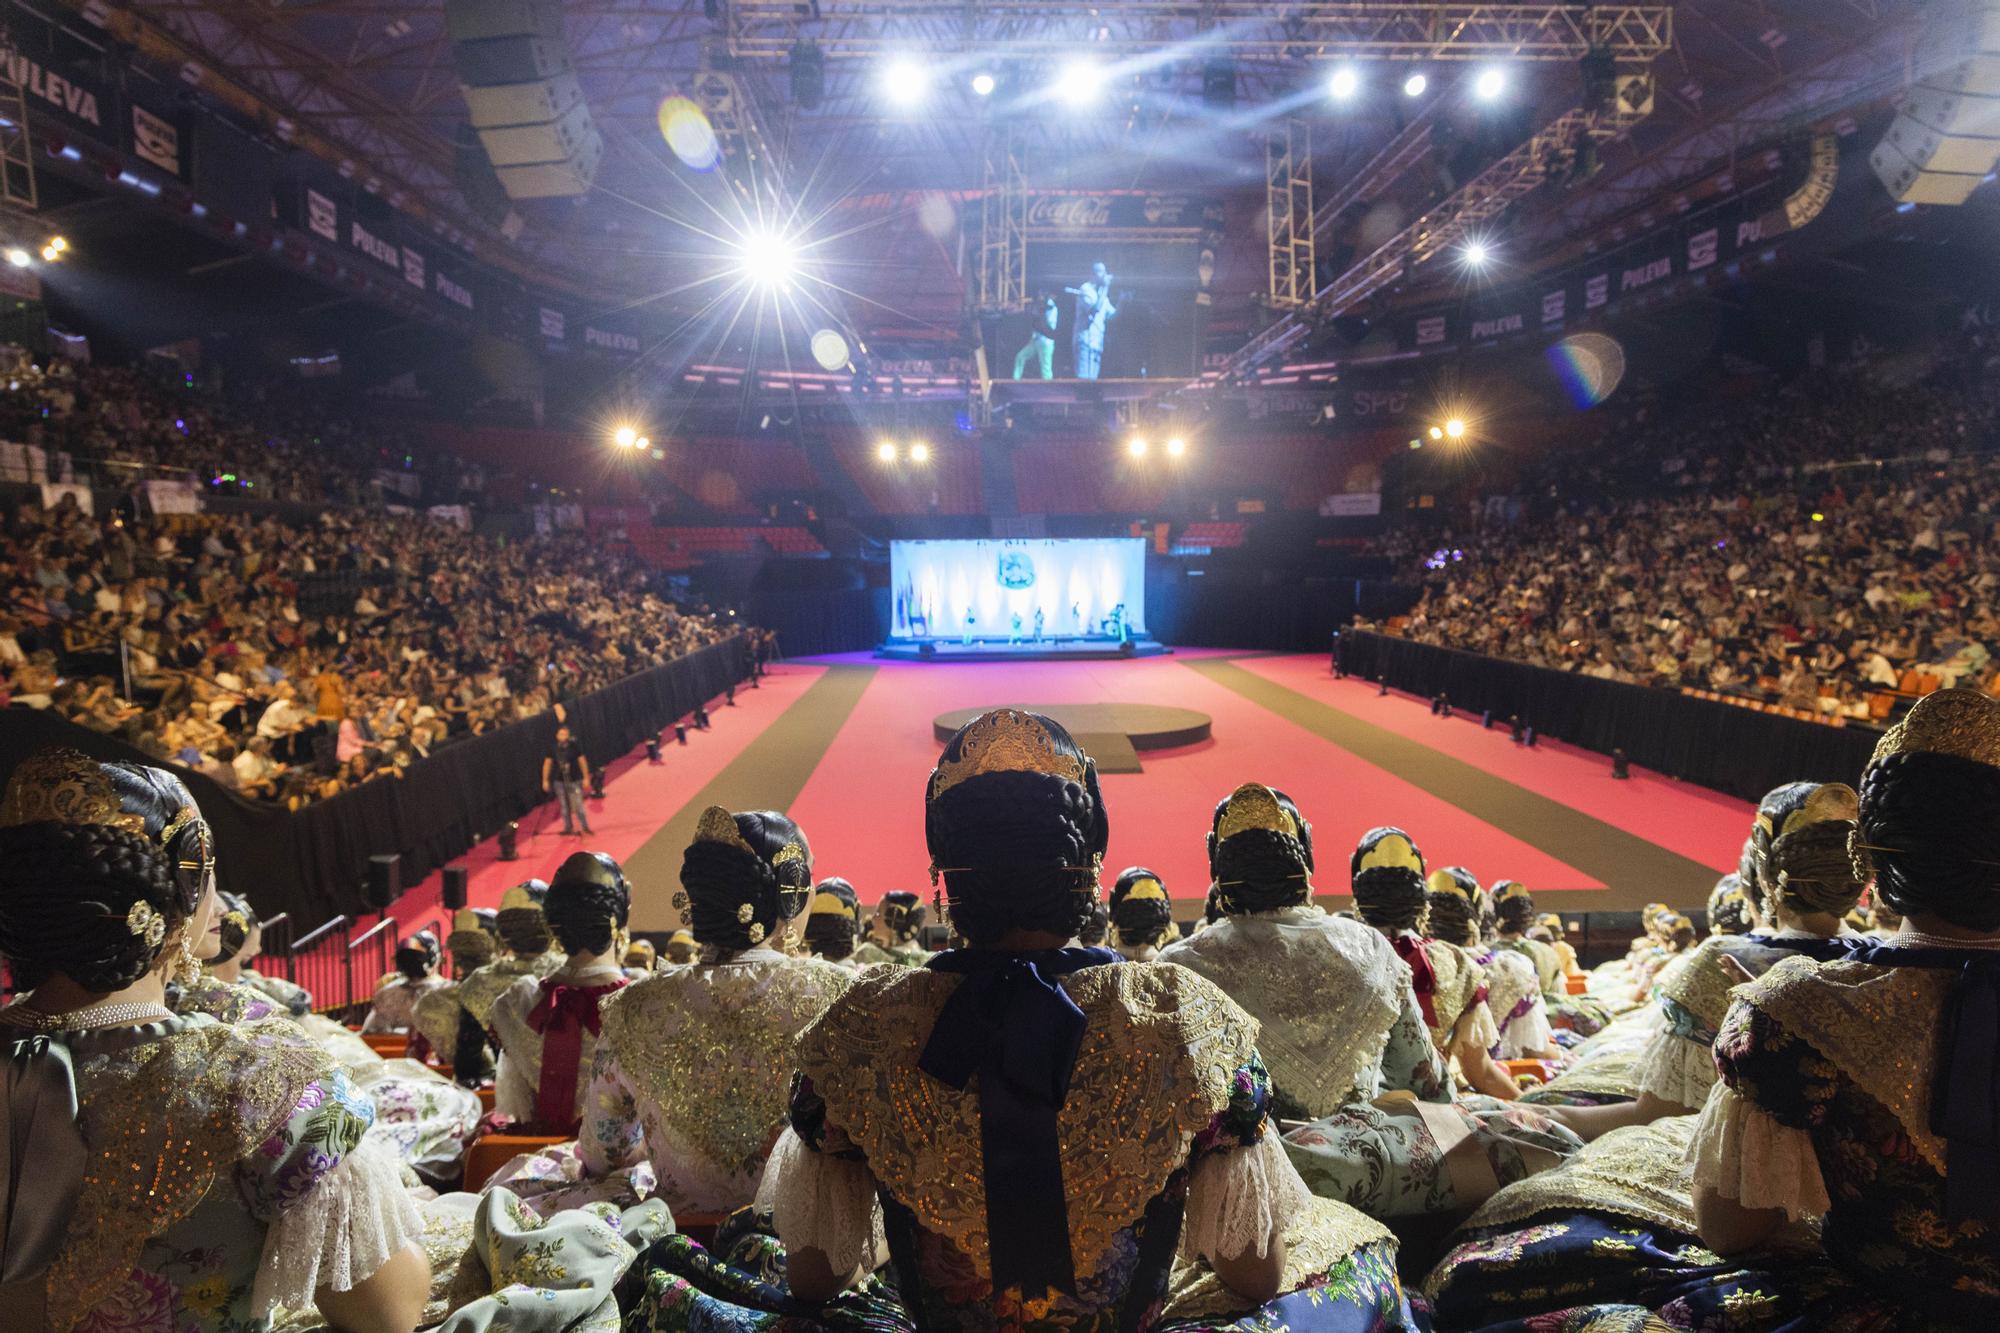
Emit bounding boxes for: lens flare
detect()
[1547,332,1628,408]
[658,96,720,171]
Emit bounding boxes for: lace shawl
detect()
[1156,907,1403,1117]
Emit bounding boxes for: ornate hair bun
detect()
[0,747,142,833]
[695,805,756,854]
[808,890,856,919]
[1121,876,1166,902]
[929,709,1087,801]
[1355,828,1423,874]
[1870,688,2000,771]
[1758,782,1858,839]
[1215,783,1298,842]
[1426,867,1478,902]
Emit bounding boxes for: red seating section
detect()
[1177,521,1247,549]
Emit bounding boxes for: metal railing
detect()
[288,913,350,1011]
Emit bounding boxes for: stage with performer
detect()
[879,537,1169,660]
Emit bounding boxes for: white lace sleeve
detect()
[1689,1083,1829,1221]
[1496,996,1556,1060]
[1635,1027,1720,1112]
[1454,998,1500,1056]
[251,1135,425,1312]
[759,1127,885,1277]
[1179,1129,1312,1264]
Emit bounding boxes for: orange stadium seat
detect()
[462,1134,567,1193]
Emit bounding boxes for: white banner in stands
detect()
[1319,492,1382,517]
[0,441,48,483]
[39,482,91,514]
[141,479,203,514]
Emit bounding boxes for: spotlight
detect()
[970,71,997,97]
[613,425,637,448]
[497,820,519,862]
[47,236,66,254]
[1403,72,1428,98]
[39,246,58,263]
[882,57,929,106]
[1127,435,1148,458]
[675,721,689,744]
[1428,425,1444,440]
[909,442,931,462]
[735,228,797,287]
[3,249,27,268]
[1611,748,1631,780]
[1463,240,1491,267]
[1166,436,1187,457]
[646,736,662,763]
[1327,66,1360,100]
[1056,59,1104,106]
[1474,67,1507,101]
[636,436,651,451]
[876,441,899,462]
[1444,418,1466,439]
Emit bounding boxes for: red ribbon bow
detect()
[1392,934,1439,1030]
[525,978,625,1134]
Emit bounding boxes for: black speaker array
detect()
[445,0,603,200]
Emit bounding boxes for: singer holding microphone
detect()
[1066,260,1116,380]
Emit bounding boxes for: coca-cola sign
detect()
[1025,193,1217,235]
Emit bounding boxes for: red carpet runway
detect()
[393,652,1758,934]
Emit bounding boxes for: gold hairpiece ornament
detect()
[499,885,542,913]
[452,908,483,933]
[1870,688,2000,771]
[695,806,756,855]
[929,709,1087,801]
[1122,877,1166,902]
[1781,783,1858,837]
[1357,833,1422,874]
[1493,881,1532,904]
[1215,784,1298,842]
[1426,868,1476,902]
[771,842,809,875]
[0,748,145,834]
[809,891,857,920]
[125,900,166,949]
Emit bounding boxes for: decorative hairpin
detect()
[1216,784,1297,841]
[929,709,1086,801]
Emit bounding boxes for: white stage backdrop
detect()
[889,538,1147,640]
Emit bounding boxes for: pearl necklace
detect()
[1892,928,2000,952]
[0,998,176,1032]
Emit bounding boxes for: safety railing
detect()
[288,913,350,1011]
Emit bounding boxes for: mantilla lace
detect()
[799,961,1259,1282]
[53,1016,332,1332]
[1738,956,1953,1175]
[758,1126,887,1277]
[252,1133,424,1309]
[1689,1083,1830,1222]
[460,952,566,1025]
[1462,1114,1703,1237]
[1161,1194,1390,1322]
[601,954,852,1183]
[1423,939,1488,1051]
[1157,907,1402,1116]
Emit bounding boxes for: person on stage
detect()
[1011,292,1058,380]
[1067,261,1116,379]
[542,723,593,836]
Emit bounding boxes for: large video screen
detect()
[889,538,1147,641]
[994,239,1200,382]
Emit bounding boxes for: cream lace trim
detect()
[1178,1128,1312,1263]
[1161,1194,1390,1322]
[1157,908,1403,1116]
[1689,1084,1830,1221]
[1634,1027,1720,1112]
[1740,956,1952,1175]
[1423,939,1489,1051]
[1462,1114,1702,1237]
[252,1134,425,1310]
[799,961,1258,1283]
[759,1127,887,1277]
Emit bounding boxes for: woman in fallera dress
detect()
[1106,865,1177,961]
[361,927,446,1034]
[803,876,866,968]
[853,889,930,966]
[0,747,428,1333]
[1423,867,1560,1062]
[1425,688,2000,1330]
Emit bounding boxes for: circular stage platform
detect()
[932,704,1211,766]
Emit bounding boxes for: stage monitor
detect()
[889,538,1146,643]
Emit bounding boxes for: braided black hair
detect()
[878,890,927,942]
[1109,866,1175,951]
[1750,781,1866,920]
[1350,826,1430,935]
[1206,788,1315,916]
[1424,867,1482,948]
[680,812,812,952]
[804,877,862,961]
[1859,751,2000,931]
[1078,902,1110,946]
[547,852,632,955]
[395,929,440,980]
[1491,881,1537,935]
[1706,873,1755,935]
[212,891,253,966]
[924,713,1108,948]
[496,879,553,954]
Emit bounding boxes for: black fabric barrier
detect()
[1334,630,1882,803]
[0,636,752,927]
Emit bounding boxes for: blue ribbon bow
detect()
[1843,941,2000,1224]
[918,947,1120,1301]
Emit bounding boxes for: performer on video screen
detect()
[1012,293,1058,380]
[1066,262,1117,380]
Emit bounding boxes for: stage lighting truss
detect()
[719,5,1674,65]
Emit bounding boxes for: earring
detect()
[171,923,202,988]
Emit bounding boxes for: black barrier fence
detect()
[0,636,752,927]
[1334,630,1881,803]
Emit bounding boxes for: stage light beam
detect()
[1474,67,1507,101]
[909,442,931,463]
[3,249,27,268]
[876,441,898,462]
[1463,240,1491,267]
[882,57,929,106]
[1328,66,1360,100]
[1166,437,1187,457]
[970,71,997,97]
[1127,436,1149,458]
[1404,72,1428,98]
[1057,59,1104,107]
[1429,425,1444,440]
[1444,418,1466,439]
[735,228,798,287]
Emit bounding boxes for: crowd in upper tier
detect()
[2,692,1992,1332]
[1380,352,2000,715]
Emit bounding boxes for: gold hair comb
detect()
[929,709,1086,801]
[1216,784,1297,841]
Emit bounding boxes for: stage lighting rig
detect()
[971,71,997,97]
[1474,68,1508,101]
[1403,72,1428,98]
[1444,418,1467,439]
[613,425,638,448]
[3,249,27,268]
[1462,240,1492,267]
[1127,436,1149,458]
[789,40,826,110]
[1166,437,1187,458]
[909,442,931,463]
[876,441,898,462]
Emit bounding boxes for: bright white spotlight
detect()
[1474,67,1506,101]
[1444,418,1466,439]
[1056,59,1104,106]
[613,425,637,448]
[1127,435,1148,458]
[1403,72,1428,98]
[1428,425,1444,440]
[970,71,997,97]
[909,442,931,463]
[735,228,798,287]
[1462,240,1492,268]
[876,441,898,462]
[1166,437,1187,457]
[636,436,651,451]
[1328,67,1359,100]
[882,57,929,106]
[3,249,27,268]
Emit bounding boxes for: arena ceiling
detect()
[89,2,1920,348]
